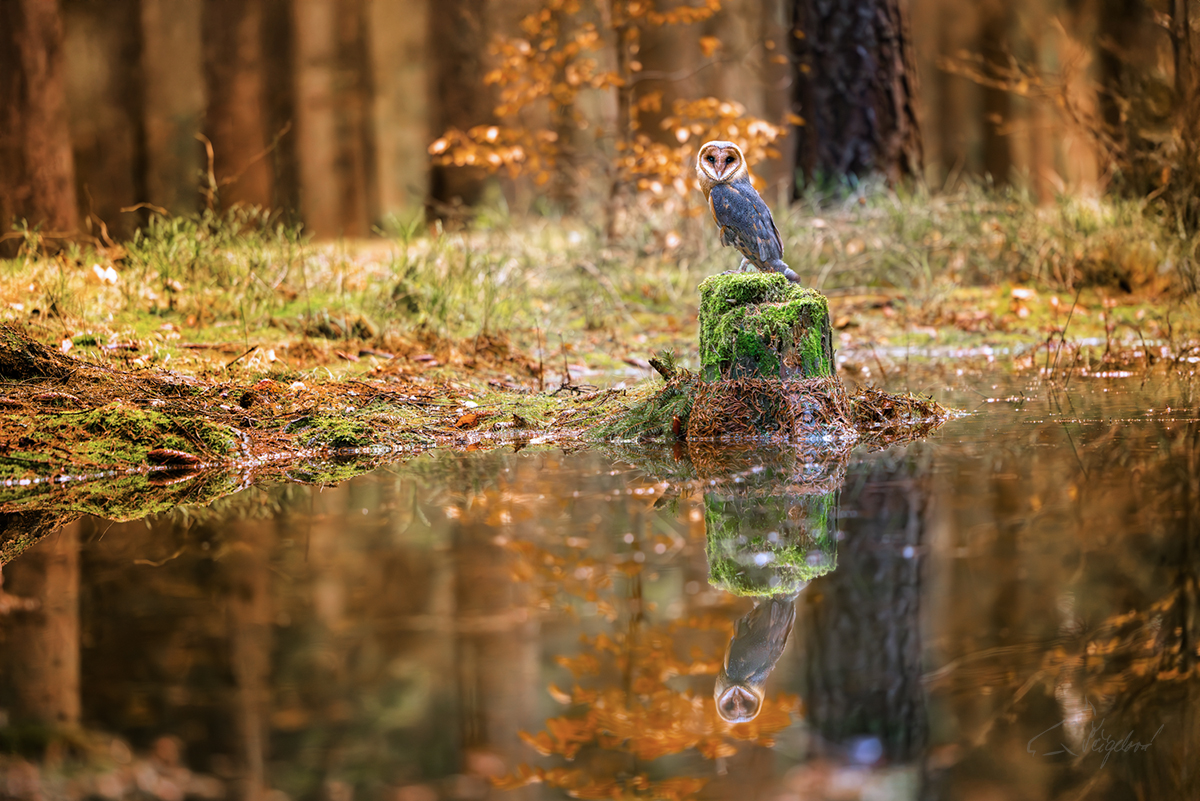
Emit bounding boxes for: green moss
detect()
[71,333,104,347]
[0,402,239,481]
[286,459,382,485]
[704,491,838,596]
[79,403,238,461]
[0,470,245,532]
[697,273,833,381]
[286,414,374,450]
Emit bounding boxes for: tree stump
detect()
[697,272,834,381]
[705,490,838,596]
[688,273,849,441]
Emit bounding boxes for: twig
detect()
[535,324,545,393]
[1050,287,1083,381]
[119,202,171,217]
[868,343,889,383]
[179,342,237,350]
[225,345,258,369]
[560,335,572,390]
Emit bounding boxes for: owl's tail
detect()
[765,259,801,284]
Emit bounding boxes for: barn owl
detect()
[714,592,798,723]
[696,140,799,283]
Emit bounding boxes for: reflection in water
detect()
[715,593,798,723]
[3,376,1200,800]
[693,443,841,724]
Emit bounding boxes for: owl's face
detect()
[697,140,747,183]
[715,681,763,724]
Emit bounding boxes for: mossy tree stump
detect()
[688,273,849,441]
[705,491,838,596]
[697,273,834,381]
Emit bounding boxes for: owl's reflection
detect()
[714,592,798,723]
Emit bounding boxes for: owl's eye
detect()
[706,155,716,163]
[725,156,735,164]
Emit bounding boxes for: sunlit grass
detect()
[1,182,1197,380]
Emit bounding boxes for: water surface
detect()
[2,371,1198,801]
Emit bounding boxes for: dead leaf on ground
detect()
[455,412,482,429]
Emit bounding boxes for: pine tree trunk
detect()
[797,452,929,761]
[0,0,78,253]
[427,0,495,213]
[203,0,276,210]
[0,521,81,727]
[790,0,922,187]
[978,0,1012,185]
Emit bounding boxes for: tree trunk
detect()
[203,0,276,210]
[0,522,81,727]
[292,0,376,237]
[62,0,147,240]
[225,519,273,801]
[977,0,1012,186]
[1171,0,1200,230]
[426,0,495,214]
[790,0,922,188]
[141,0,206,216]
[367,0,429,223]
[796,451,929,762]
[0,0,78,253]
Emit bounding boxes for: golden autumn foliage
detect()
[495,616,800,798]
[427,0,791,224]
[618,97,787,209]
[482,477,802,801]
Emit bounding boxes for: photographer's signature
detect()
[1027,700,1163,767]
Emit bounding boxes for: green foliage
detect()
[589,373,698,443]
[285,413,373,450]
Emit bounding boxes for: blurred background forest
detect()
[3,0,1199,251]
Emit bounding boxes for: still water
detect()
[2,371,1199,801]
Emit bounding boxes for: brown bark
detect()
[977,0,1012,185]
[0,0,78,252]
[292,0,376,237]
[1171,0,1200,229]
[225,519,273,801]
[427,0,495,212]
[797,454,928,762]
[62,0,147,240]
[141,0,206,216]
[203,0,276,210]
[0,522,81,726]
[367,0,429,222]
[790,0,922,188]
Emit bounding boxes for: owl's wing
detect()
[709,181,784,264]
[723,596,797,685]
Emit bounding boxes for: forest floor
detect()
[2,185,1198,530]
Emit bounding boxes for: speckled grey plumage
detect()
[708,179,799,282]
[720,592,799,689]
